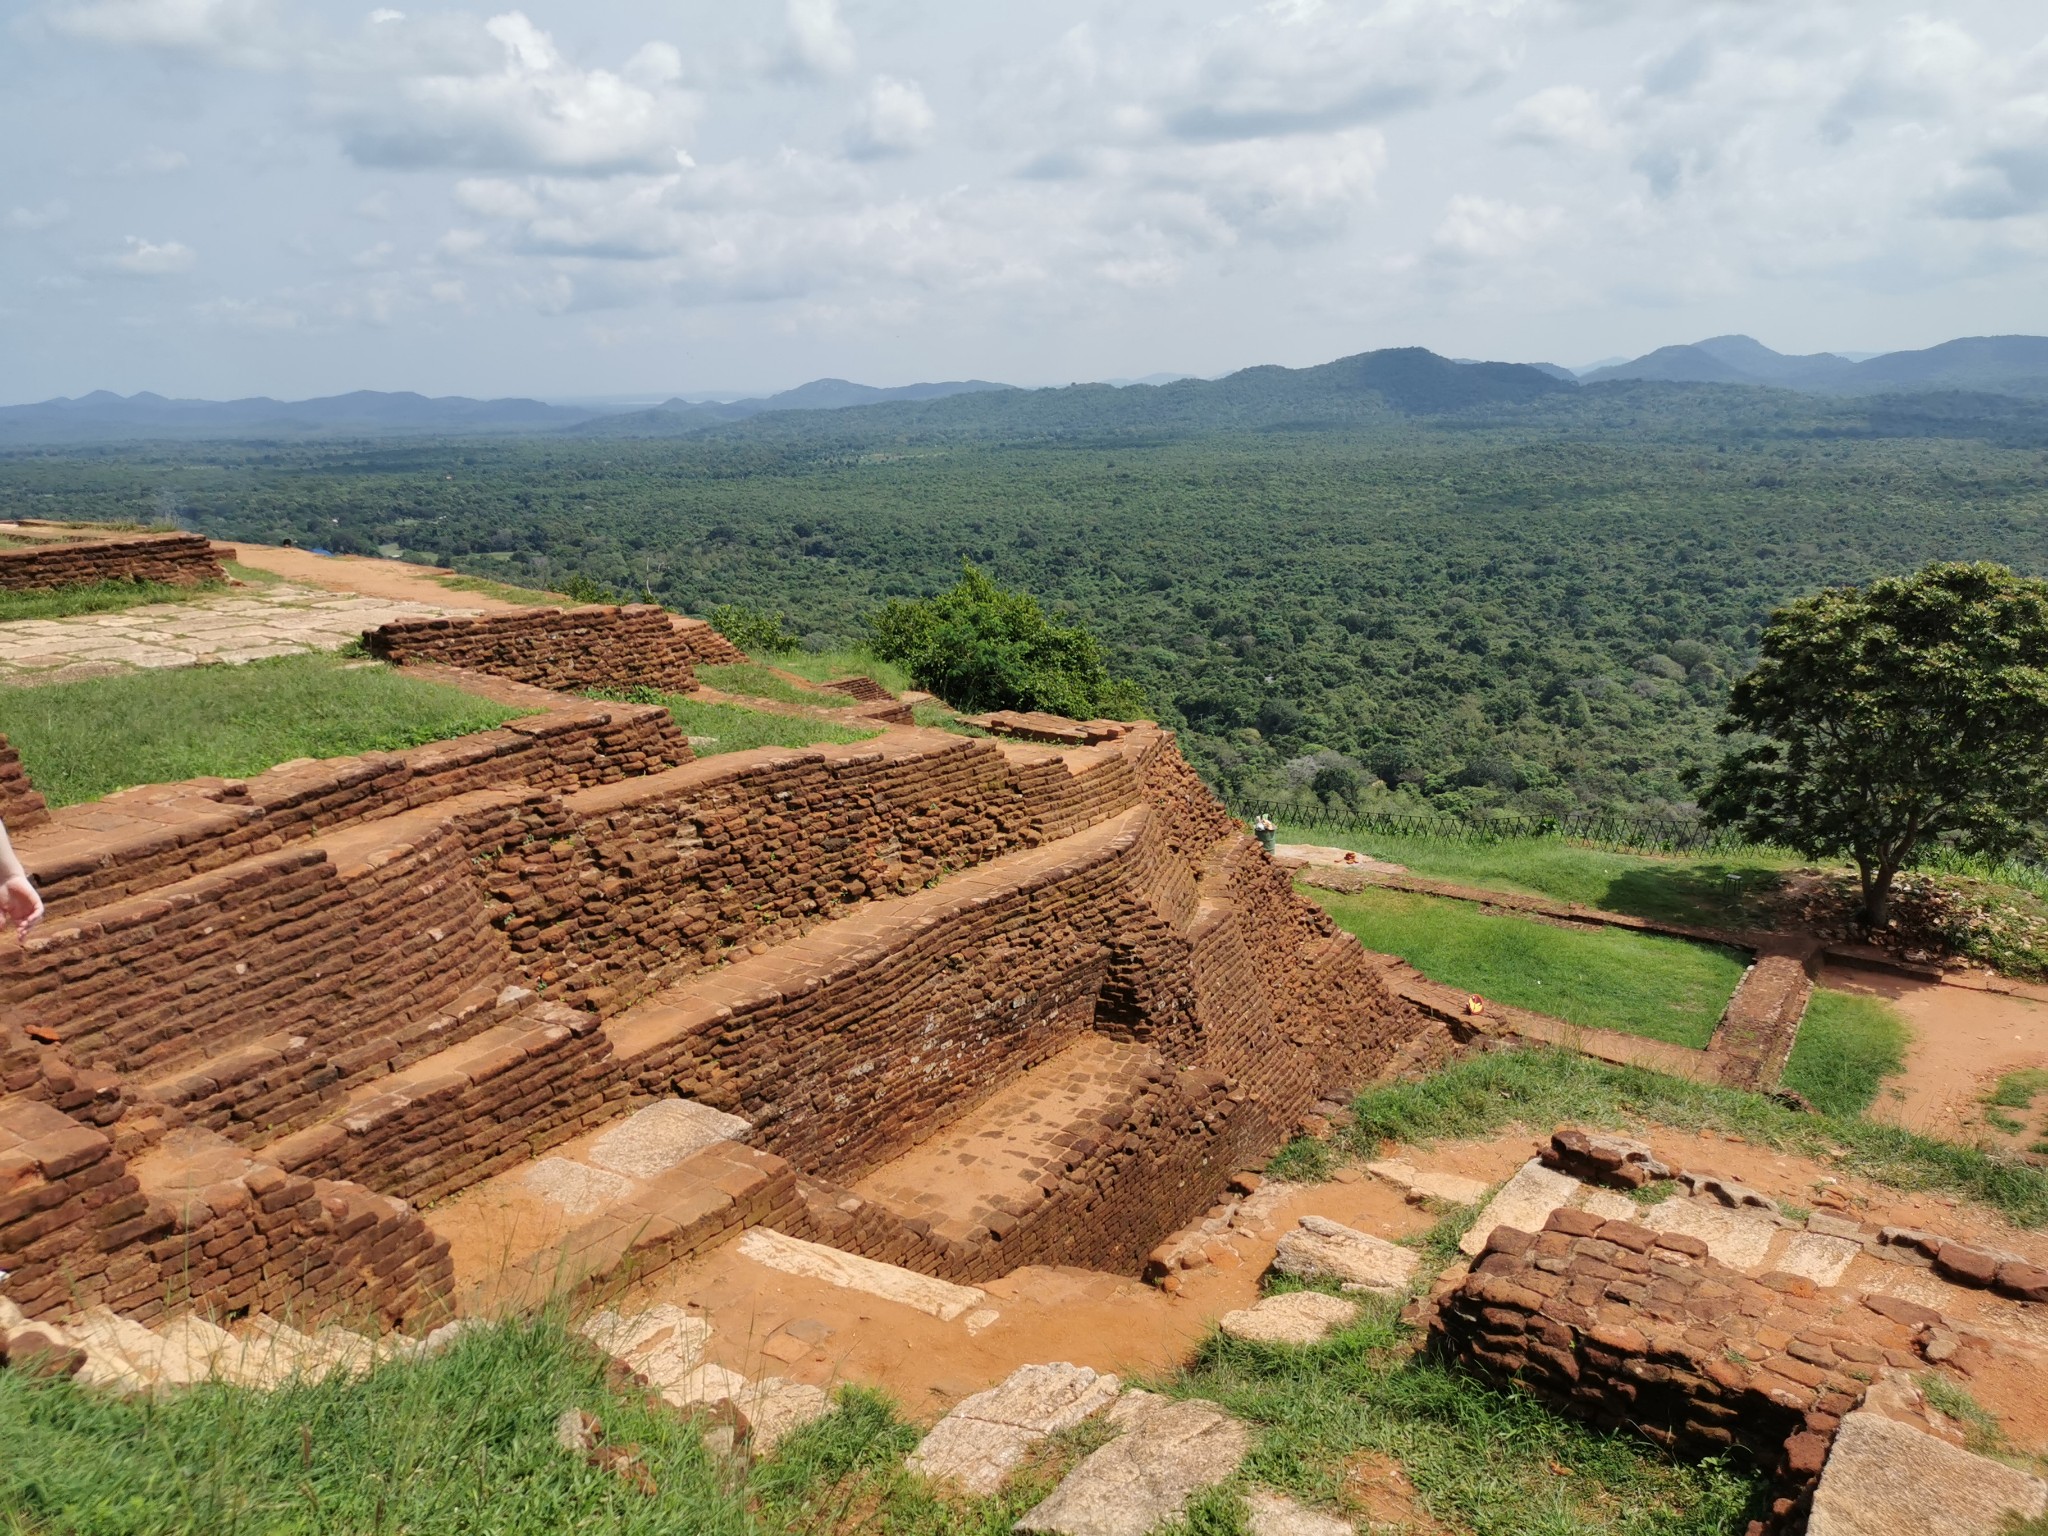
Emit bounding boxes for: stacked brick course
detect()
[1432,1208,1973,1533]
[0,736,48,831]
[669,615,746,666]
[367,606,703,694]
[0,531,228,592]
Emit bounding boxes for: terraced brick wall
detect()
[367,606,703,694]
[0,531,229,592]
[0,736,48,831]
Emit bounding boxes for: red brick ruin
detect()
[0,614,1428,1333]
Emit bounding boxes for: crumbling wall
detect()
[669,616,746,667]
[0,531,228,592]
[1432,1209,1943,1533]
[0,736,48,831]
[367,606,703,694]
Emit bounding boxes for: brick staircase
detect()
[3,689,1420,1345]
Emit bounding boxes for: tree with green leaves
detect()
[869,562,1144,719]
[1700,562,2048,928]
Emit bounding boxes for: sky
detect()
[3,0,2047,403]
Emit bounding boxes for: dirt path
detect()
[226,544,537,611]
[1824,961,2048,1136]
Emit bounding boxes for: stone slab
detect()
[1640,1198,1780,1271]
[1014,1394,1253,1536]
[910,1362,1124,1494]
[1365,1159,1489,1207]
[578,1305,712,1389]
[526,1157,634,1216]
[1458,1161,1584,1256]
[1273,1217,1419,1294]
[737,1227,988,1321]
[585,1099,751,1180]
[739,1376,832,1452]
[1808,1410,2047,1536]
[1218,1291,1360,1346]
[1776,1231,1864,1288]
[1245,1489,1355,1536]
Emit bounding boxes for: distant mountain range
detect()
[6,334,2048,445]
[1581,334,2048,395]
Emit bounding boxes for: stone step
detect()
[424,1099,794,1313]
[259,999,607,1204]
[850,1033,1162,1250]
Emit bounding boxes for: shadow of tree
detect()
[1598,863,1787,930]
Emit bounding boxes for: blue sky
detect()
[3,0,2046,401]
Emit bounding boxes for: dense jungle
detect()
[6,372,2048,816]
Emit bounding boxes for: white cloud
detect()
[1431,195,1562,263]
[48,0,288,67]
[6,201,72,231]
[89,236,197,275]
[847,76,935,159]
[330,12,699,174]
[1497,86,1610,150]
[781,0,854,78]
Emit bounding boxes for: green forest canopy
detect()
[6,379,2048,818]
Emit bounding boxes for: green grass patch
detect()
[913,700,990,736]
[433,573,572,606]
[1348,1047,2048,1227]
[0,579,230,624]
[772,648,916,696]
[694,662,845,707]
[664,695,882,756]
[1280,826,1799,931]
[1168,1297,1760,1536]
[0,654,525,805]
[1780,989,1909,1118]
[222,561,285,587]
[1310,887,1746,1049]
[1988,1068,2048,1111]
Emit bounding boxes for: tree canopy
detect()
[1699,561,2048,925]
[868,563,1143,719]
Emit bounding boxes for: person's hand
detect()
[1,876,42,938]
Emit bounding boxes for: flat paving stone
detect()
[736,1228,988,1321]
[1808,1409,2047,1536]
[525,1157,634,1216]
[910,1362,1124,1494]
[1366,1160,1489,1206]
[1640,1198,1780,1271]
[1775,1230,1864,1287]
[1458,1161,1585,1255]
[1218,1291,1360,1345]
[585,1099,750,1180]
[1244,1490,1356,1536]
[1014,1392,1252,1536]
[1274,1218,1419,1294]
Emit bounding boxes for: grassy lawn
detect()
[772,648,915,695]
[0,1292,1762,1536]
[0,580,231,624]
[1310,886,1747,1049]
[1780,989,1908,1118]
[0,655,525,805]
[666,696,881,756]
[1280,825,1799,931]
[694,662,848,707]
[1347,1046,2048,1227]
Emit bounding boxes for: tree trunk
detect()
[1861,862,1898,930]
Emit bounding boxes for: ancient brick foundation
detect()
[4,680,1424,1330]
[0,735,48,831]
[1432,1209,1971,1533]
[367,605,706,694]
[0,531,230,592]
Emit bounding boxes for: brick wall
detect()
[670,616,746,666]
[367,606,703,693]
[1432,1210,1947,1533]
[20,700,684,917]
[0,736,48,832]
[0,531,228,592]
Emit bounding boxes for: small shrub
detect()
[708,602,802,656]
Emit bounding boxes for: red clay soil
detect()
[1823,961,2048,1140]
[226,544,539,609]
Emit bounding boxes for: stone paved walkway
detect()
[0,583,477,687]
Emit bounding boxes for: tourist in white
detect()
[0,818,43,936]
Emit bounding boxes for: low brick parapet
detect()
[0,531,228,592]
[367,605,703,694]
[0,736,48,831]
[1431,1207,1982,1533]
